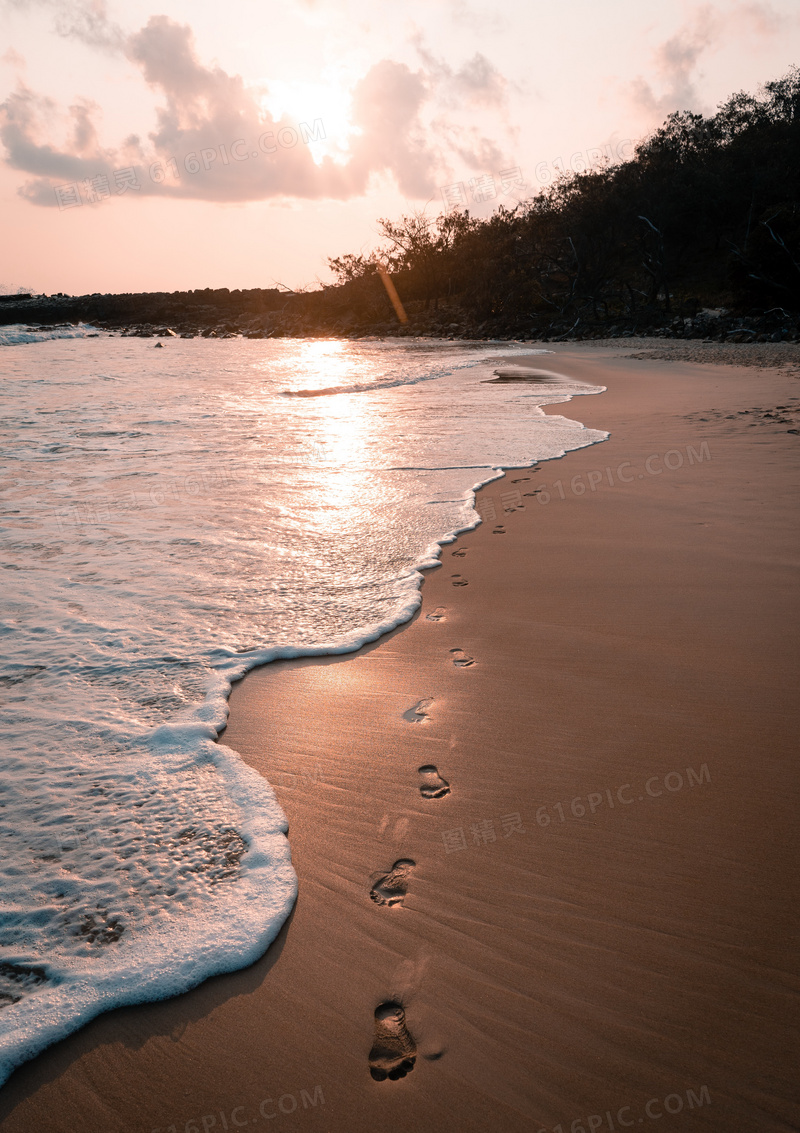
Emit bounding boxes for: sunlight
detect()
[250,340,377,515]
[290,342,385,521]
[294,339,352,388]
[316,391,365,461]
[298,343,367,481]
[259,80,357,164]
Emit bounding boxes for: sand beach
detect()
[1,343,798,1133]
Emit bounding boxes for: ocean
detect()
[0,328,607,1084]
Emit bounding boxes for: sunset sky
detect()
[1,0,798,295]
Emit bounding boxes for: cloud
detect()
[452,53,508,105]
[0,10,512,207]
[1,0,124,49]
[410,34,517,188]
[0,86,111,182]
[627,2,795,121]
[53,0,124,50]
[430,118,507,170]
[628,6,718,119]
[732,1,792,35]
[411,35,509,108]
[439,0,506,35]
[1,47,26,67]
[345,59,441,198]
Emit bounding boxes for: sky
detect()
[0,0,798,294]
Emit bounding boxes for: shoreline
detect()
[3,321,800,375]
[1,287,799,347]
[1,343,798,1131]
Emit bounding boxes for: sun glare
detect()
[260,80,357,164]
[294,339,353,390]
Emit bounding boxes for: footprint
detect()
[426,606,447,622]
[451,574,469,586]
[451,547,468,558]
[492,526,506,534]
[378,814,409,842]
[403,697,433,723]
[370,859,415,906]
[511,476,530,483]
[369,1002,417,1081]
[418,765,450,799]
[450,647,475,667]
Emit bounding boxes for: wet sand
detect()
[1,345,798,1133]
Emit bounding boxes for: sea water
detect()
[0,331,607,1084]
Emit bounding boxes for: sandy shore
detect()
[573,336,800,370]
[1,344,798,1132]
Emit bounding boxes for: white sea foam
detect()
[0,334,607,1084]
[0,322,98,346]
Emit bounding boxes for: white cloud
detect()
[0,8,512,205]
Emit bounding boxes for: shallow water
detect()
[0,332,607,1083]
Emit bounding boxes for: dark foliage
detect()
[317,68,800,336]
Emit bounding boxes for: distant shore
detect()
[1,290,799,346]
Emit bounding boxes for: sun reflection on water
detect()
[284,340,381,522]
[294,338,353,391]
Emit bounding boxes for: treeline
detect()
[0,287,289,330]
[310,69,800,338]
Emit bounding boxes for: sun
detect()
[259,80,359,164]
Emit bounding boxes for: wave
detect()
[0,323,99,347]
[279,349,553,397]
[484,366,570,383]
